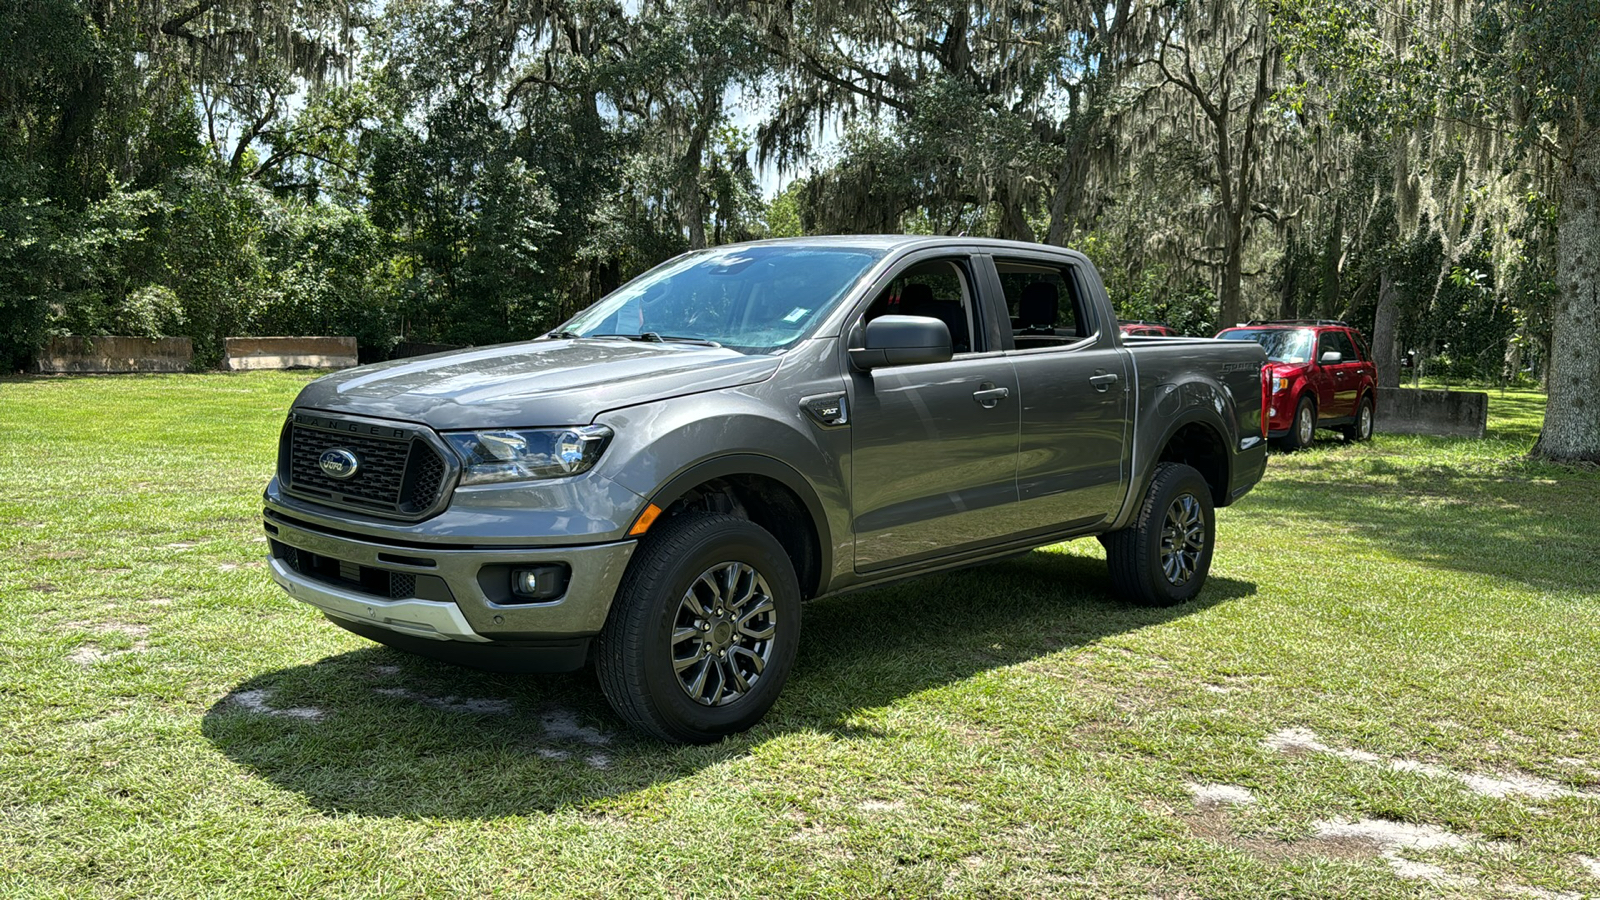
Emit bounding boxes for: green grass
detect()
[2,375,1597,898]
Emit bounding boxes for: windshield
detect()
[1219,328,1314,364]
[559,245,885,353]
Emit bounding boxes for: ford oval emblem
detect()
[318,448,361,480]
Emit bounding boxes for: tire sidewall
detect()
[1140,467,1215,605]
[636,521,801,739]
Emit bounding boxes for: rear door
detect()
[846,252,1022,572]
[988,253,1132,534]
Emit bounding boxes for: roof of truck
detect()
[726,235,1087,256]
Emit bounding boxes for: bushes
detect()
[0,183,173,370]
[0,171,406,371]
[252,202,401,359]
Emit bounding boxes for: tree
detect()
[1279,0,1599,459]
[754,0,1163,242]
[1148,1,1288,329]
[1469,2,1600,462]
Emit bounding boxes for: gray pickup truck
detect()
[263,236,1268,742]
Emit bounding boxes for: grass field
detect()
[2,373,1597,898]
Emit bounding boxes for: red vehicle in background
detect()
[1119,320,1178,337]
[1215,320,1377,450]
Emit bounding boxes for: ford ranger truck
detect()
[263,236,1269,743]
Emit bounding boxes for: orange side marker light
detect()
[629,503,663,536]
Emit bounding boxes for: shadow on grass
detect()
[204,550,1252,818]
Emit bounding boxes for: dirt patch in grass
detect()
[539,708,612,745]
[1186,783,1255,807]
[228,688,324,721]
[858,799,905,813]
[1263,727,1600,800]
[1180,804,1368,865]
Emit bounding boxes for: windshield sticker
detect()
[783,307,810,323]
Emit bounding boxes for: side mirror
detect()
[1320,350,1342,365]
[849,315,953,370]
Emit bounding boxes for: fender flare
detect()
[1150,411,1234,507]
[646,453,833,592]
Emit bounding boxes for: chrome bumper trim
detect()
[268,558,489,642]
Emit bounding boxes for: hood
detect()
[293,338,782,430]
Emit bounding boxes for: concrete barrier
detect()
[1375,387,1488,439]
[35,336,193,373]
[224,336,358,371]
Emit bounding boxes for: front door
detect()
[1315,331,1357,418]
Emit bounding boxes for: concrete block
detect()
[224,336,358,371]
[35,336,193,373]
[1375,387,1488,439]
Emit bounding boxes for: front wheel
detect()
[1276,396,1316,451]
[1100,463,1216,607]
[596,511,801,743]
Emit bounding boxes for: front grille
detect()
[410,449,446,507]
[281,416,450,518]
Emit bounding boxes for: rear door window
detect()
[992,260,1091,349]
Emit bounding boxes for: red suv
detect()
[1215,320,1377,450]
[1119,320,1178,337]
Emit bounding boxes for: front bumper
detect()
[264,508,638,647]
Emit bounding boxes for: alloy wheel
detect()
[670,562,778,706]
[1160,494,1206,586]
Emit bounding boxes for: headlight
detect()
[444,426,613,485]
[1272,377,1290,393]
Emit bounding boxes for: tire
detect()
[1276,396,1316,451]
[1100,463,1216,607]
[595,511,801,743]
[1342,395,1374,442]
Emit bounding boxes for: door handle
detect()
[972,386,1010,408]
[1089,372,1119,392]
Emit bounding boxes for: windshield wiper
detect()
[589,332,721,347]
[546,330,581,339]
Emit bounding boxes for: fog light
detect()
[511,565,569,601]
[1269,407,1277,417]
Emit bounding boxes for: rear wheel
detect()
[1101,463,1215,607]
[1276,396,1316,451]
[1342,395,1374,442]
[596,511,800,743]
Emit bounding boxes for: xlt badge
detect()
[801,393,849,427]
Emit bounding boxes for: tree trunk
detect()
[1532,130,1600,463]
[998,190,1035,243]
[1219,218,1244,329]
[1373,270,1401,388]
[1320,207,1342,318]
